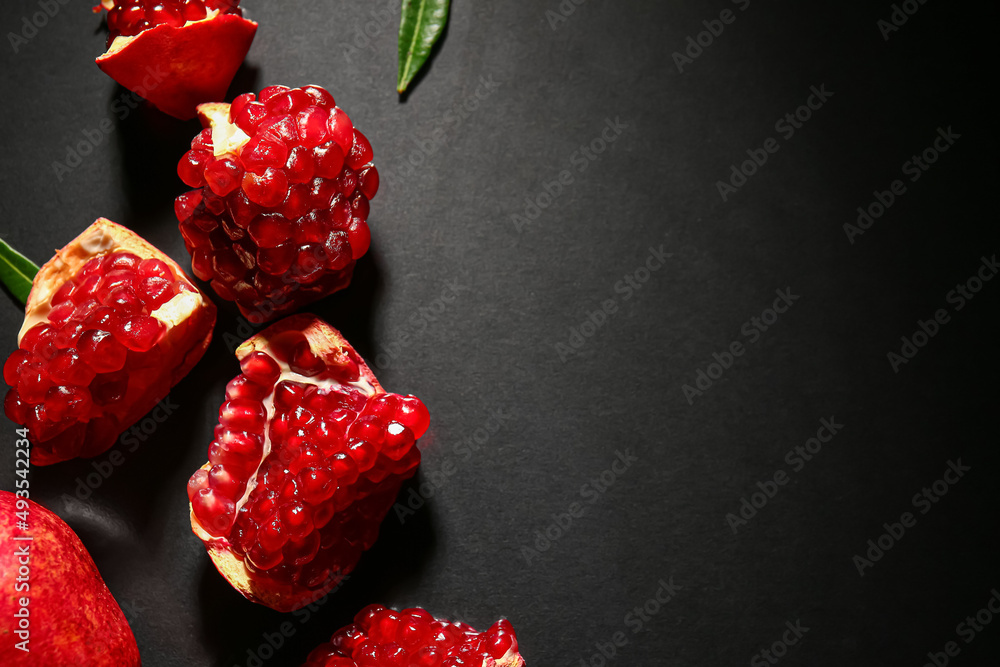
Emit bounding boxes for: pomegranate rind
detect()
[190,314,384,611]
[96,13,258,120]
[0,492,142,666]
[18,218,216,465]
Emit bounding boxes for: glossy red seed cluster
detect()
[176,85,377,319]
[304,605,520,667]
[188,334,427,591]
[99,0,242,45]
[3,252,186,458]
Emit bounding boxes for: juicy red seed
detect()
[179,149,212,187]
[236,101,270,135]
[248,213,293,248]
[243,168,289,207]
[313,142,345,179]
[115,315,165,352]
[205,157,245,196]
[192,487,236,537]
[220,399,267,431]
[230,92,256,122]
[347,130,374,169]
[188,468,209,501]
[258,85,291,103]
[396,396,430,438]
[77,330,128,373]
[328,107,354,151]
[348,220,371,260]
[139,257,174,279]
[48,349,97,386]
[226,374,270,401]
[297,106,330,146]
[257,243,297,275]
[241,351,280,385]
[242,134,289,172]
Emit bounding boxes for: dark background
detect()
[2,0,998,665]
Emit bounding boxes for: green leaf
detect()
[398,0,451,93]
[0,238,40,305]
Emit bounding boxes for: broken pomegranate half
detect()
[188,314,428,611]
[94,1,257,120]
[3,218,216,466]
[303,604,526,667]
[175,84,378,322]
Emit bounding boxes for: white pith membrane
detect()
[203,103,251,156]
[233,354,377,521]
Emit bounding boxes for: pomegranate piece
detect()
[94,0,257,120]
[0,491,141,666]
[188,314,428,611]
[3,218,216,466]
[303,605,526,667]
[175,85,378,322]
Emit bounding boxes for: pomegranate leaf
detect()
[398,0,450,93]
[0,238,39,305]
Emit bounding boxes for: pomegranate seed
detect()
[240,351,281,385]
[243,168,289,207]
[77,330,128,373]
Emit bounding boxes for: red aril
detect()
[3,219,216,465]
[188,314,428,611]
[303,605,526,667]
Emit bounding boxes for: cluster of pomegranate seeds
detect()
[187,330,427,592]
[303,605,522,667]
[175,84,377,320]
[98,0,242,45]
[3,252,188,459]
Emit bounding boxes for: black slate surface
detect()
[1,1,998,665]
